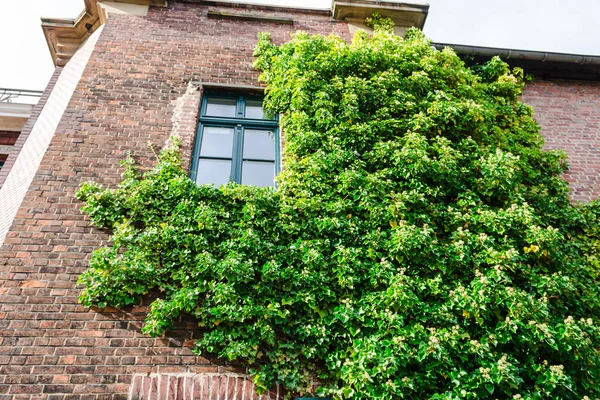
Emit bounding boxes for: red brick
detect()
[523,80,600,202]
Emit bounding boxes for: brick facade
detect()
[0,3,348,399]
[522,79,600,202]
[1,1,599,399]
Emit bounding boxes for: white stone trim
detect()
[99,1,149,16]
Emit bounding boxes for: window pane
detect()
[205,98,236,118]
[243,129,275,161]
[196,159,231,186]
[241,161,275,187]
[200,126,234,158]
[245,99,265,119]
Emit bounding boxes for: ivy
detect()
[77,21,600,399]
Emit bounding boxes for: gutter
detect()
[432,42,600,80]
[432,42,600,66]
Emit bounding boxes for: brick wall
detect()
[2,1,600,398]
[522,79,600,202]
[0,3,348,399]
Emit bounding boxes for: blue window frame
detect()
[191,94,280,187]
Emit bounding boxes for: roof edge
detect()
[434,42,600,80]
[433,42,600,66]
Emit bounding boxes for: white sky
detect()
[2,0,600,92]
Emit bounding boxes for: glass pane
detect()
[241,161,275,187]
[196,159,231,186]
[205,98,236,118]
[243,129,275,161]
[200,126,234,158]
[245,99,265,119]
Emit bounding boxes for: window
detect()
[191,94,280,187]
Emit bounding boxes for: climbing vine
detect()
[77,18,600,399]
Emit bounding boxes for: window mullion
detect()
[237,96,244,118]
[232,125,244,183]
[274,127,280,178]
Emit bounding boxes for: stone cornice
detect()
[331,0,429,30]
[41,0,167,67]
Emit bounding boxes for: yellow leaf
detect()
[390,221,398,228]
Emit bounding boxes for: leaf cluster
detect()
[76,25,600,399]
